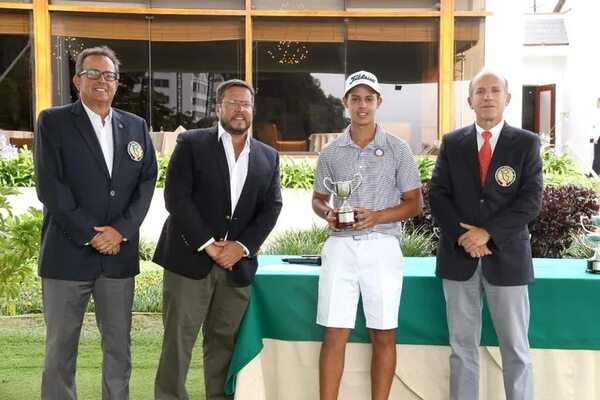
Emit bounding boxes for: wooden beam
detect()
[245,0,252,86]
[438,0,455,138]
[0,2,32,10]
[32,0,51,119]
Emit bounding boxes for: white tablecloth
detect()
[235,340,600,400]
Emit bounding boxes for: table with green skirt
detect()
[225,256,600,399]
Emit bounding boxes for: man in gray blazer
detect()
[429,70,543,400]
[34,46,157,399]
[153,79,282,400]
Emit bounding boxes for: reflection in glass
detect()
[253,0,344,11]
[346,0,439,10]
[253,18,439,154]
[453,17,485,130]
[0,11,33,132]
[51,13,243,133]
[455,0,486,12]
[50,0,244,9]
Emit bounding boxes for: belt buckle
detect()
[352,233,371,241]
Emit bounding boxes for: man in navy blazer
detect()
[429,70,543,400]
[153,79,282,400]
[34,46,157,399]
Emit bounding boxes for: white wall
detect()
[562,0,600,169]
[484,0,526,127]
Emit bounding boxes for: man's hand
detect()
[212,241,244,270]
[458,223,491,252]
[205,242,224,261]
[353,208,380,230]
[90,226,123,254]
[467,244,492,258]
[326,209,341,231]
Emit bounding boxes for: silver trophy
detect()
[579,215,600,274]
[323,173,362,230]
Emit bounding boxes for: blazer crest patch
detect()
[495,166,516,187]
[127,141,144,162]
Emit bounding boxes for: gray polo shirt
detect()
[313,124,422,238]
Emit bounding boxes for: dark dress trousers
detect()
[153,127,283,286]
[429,123,543,286]
[35,99,158,280]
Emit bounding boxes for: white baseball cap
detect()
[344,70,380,96]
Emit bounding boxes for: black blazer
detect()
[429,123,543,286]
[152,127,282,287]
[34,100,157,280]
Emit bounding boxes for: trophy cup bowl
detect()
[324,174,363,230]
[579,215,600,274]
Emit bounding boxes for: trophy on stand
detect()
[324,173,362,230]
[579,215,600,274]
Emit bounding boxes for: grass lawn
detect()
[0,313,206,400]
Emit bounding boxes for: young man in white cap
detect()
[312,71,423,399]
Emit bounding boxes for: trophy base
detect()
[336,211,358,230]
[586,259,600,274]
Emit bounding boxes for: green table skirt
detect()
[226,256,600,394]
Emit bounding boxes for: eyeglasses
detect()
[222,98,254,110]
[78,69,119,82]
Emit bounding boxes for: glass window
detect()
[453,17,485,130]
[51,13,244,132]
[346,0,439,11]
[50,0,244,9]
[0,11,33,132]
[253,18,439,154]
[252,0,344,11]
[455,0,485,11]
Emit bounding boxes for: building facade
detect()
[0,0,487,153]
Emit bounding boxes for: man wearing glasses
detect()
[34,46,157,399]
[153,79,282,400]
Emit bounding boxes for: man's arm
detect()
[428,135,469,244]
[34,109,99,246]
[235,153,283,255]
[108,119,158,241]
[480,135,543,246]
[353,188,422,230]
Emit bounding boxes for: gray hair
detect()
[75,46,121,75]
[216,79,255,104]
[468,69,509,97]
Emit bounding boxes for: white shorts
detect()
[317,234,404,330]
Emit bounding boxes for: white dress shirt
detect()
[199,124,251,256]
[81,101,114,176]
[475,120,504,155]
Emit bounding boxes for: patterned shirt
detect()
[313,123,422,238]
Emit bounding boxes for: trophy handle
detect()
[323,177,335,195]
[351,174,363,193]
[580,215,595,234]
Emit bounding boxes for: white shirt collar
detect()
[81,100,112,126]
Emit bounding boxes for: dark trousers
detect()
[41,276,134,400]
[154,267,250,400]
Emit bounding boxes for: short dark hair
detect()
[216,79,255,104]
[75,46,121,75]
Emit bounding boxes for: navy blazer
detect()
[152,127,282,287]
[34,100,157,280]
[429,123,543,286]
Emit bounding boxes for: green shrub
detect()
[139,238,156,261]
[156,153,170,188]
[262,224,328,255]
[0,148,35,187]
[280,157,315,189]
[541,145,583,176]
[400,226,435,257]
[133,270,163,312]
[415,156,435,183]
[0,186,42,315]
[563,232,595,259]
